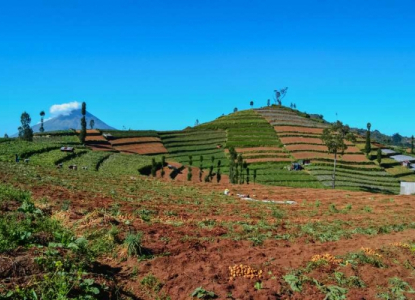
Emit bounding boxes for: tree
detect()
[250,101,254,109]
[321,121,356,189]
[274,87,288,105]
[4,134,8,138]
[253,169,257,185]
[267,99,270,107]
[412,136,414,154]
[187,167,192,181]
[377,148,382,165]
[233,107,238,113]
[151,158,157,177]
[392,133,402,145]
[79,102,87,144]
[90,119,95,130]
[18,112,33,141]
[195,119,199,126]
[189,155,193,166]
[365,123,372,155]
[39,111,45,133]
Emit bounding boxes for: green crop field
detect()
[98,153,153,175]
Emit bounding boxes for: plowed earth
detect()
[2,162,415,300]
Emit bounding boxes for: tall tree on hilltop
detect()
[412,135,414,154]
[365,122,372,156]
[267,99,270,107]
[39,111,45,133]
[250,101,254,109]
[90,119,95,130]
[233,107,238,113]
[321,121,356,189]
[18,112,34,142]
[79,102,87,144]
[274,87,288,106]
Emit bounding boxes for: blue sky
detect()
[1,0,414,136]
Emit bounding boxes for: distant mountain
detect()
[32,109,116,133]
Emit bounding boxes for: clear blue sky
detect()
[1,0,414,136]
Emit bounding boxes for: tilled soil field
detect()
[1,162,415,299]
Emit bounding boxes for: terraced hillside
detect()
[257,106,400,193]
[104,130,168,155]
[159,129,227,167]
[196,110,322,188]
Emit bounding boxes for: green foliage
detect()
[191,287,217,299]
[321,121,356,189]
[124,232,143,257]
[283,273,304,292]
[141,274,163,292]
[377,148,382,164]
[365,123,371,155]
[18,112,33,142]
[378,277,415,300]
[151,158,157,177]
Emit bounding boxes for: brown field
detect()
[292,151,371,162]
[245,157,293,163]
[228,147,286,153]
[274,126,324,134]
[286,144,362,153]
[114,143,168,154]
[85,135,107,142]
[110,137,162,145]
[2,161,415,300]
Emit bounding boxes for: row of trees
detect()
[17,102,94,143]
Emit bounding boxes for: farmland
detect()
[1,106,415,299]
[1,155,415,299]
[256,106,401,193]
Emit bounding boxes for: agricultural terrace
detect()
[2,160,415,299]
[98,153,153,175]
[158,129,227,167]
[103,130,168,155]
[256,106,328,128]
[196,110,321,188]
[358,142,415,183]
[256,107,400,193]
[83,129,113,151]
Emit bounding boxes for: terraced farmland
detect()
[257,106,400,193]
[194,110,322,187]
[98,152,153,175]
[159,129,227,166]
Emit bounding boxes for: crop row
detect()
[318,179,400,193]
[307,165,395,177]
[65,151,114,170]
[314,174,399,187]
[29,149,88,166]
[99,153,153,175]
[0,141,63,162]
[102,130,159,138]
[310,171,399,184]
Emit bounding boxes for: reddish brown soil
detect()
[274,126,324,134]
[286,144,362,153]
[114,143,168,155]
[85,135,107,142]
[292,151,370,162]
[226,147,285,153]
[87,144,114,151]
[245,157,293,163]
[2,165,415,299]
[110,137,161,145]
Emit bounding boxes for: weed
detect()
[191,287,217,299]
[124,232,143,257]
[141,274,163,292]
[254,281,263,290]
[363,206,373,213]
